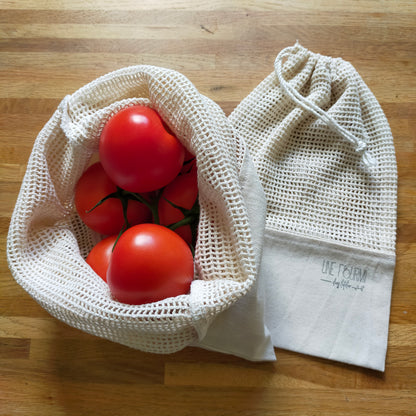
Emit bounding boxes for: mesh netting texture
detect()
[7,66,261,353]
[229,43,397,255]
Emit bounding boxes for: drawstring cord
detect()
[274,45,377,168]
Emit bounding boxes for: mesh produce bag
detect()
[229,43,398,371]
[6,65,270,355]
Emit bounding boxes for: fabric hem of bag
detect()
[191,340,277,362]
[264,227,396,260]
[276,345,386,372]
[262,227,395,372]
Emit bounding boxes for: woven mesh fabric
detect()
[7,66,259,353]
[229,43,397,255]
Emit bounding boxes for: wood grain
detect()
[1,1,415,415]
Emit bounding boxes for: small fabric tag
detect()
[262,229,395,371]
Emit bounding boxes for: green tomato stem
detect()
[167,214,197,231]
[123,190,160,225]
[85,191,119,213]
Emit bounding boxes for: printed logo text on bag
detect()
[320,259,367,292]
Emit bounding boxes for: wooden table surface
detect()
[1,1,415,415]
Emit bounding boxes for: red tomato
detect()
[158,166,198,244]
[75,162,151,235]
[180,156,196,175]
[184,148,195,162]
[107,224,194,305]
[99,105,185,193]
[86,235,117,282]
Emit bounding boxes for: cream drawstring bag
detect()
[6,65,274,359]
[229,43,398,371]
[7,45,397,369]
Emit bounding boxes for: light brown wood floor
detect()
[1,1,415,415]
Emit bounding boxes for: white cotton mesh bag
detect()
[6,65,270,355]
[229,43,398,371]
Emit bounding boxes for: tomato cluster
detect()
[75,105,198,305]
